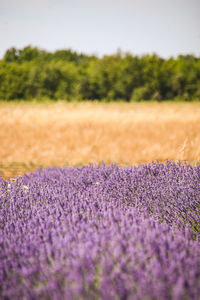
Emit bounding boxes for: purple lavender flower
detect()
[0,161,199,299]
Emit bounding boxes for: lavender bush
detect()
[0,161,200,299]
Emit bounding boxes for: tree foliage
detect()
[0,46,200,101]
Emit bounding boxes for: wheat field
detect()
[0,101,200,178]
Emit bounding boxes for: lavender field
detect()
[0,161,200,300]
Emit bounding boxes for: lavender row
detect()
[0,161,200,299]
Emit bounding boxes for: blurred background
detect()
[0,0,200,178]
[0,0,200,101]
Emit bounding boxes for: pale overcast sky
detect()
[0,0,200,58]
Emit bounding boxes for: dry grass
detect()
[0,101,200,178]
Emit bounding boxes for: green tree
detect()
[1,46,200,101]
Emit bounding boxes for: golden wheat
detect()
[0,101,200,177]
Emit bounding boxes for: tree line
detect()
[0,46,200,101]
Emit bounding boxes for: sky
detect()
[0,0,200,58]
